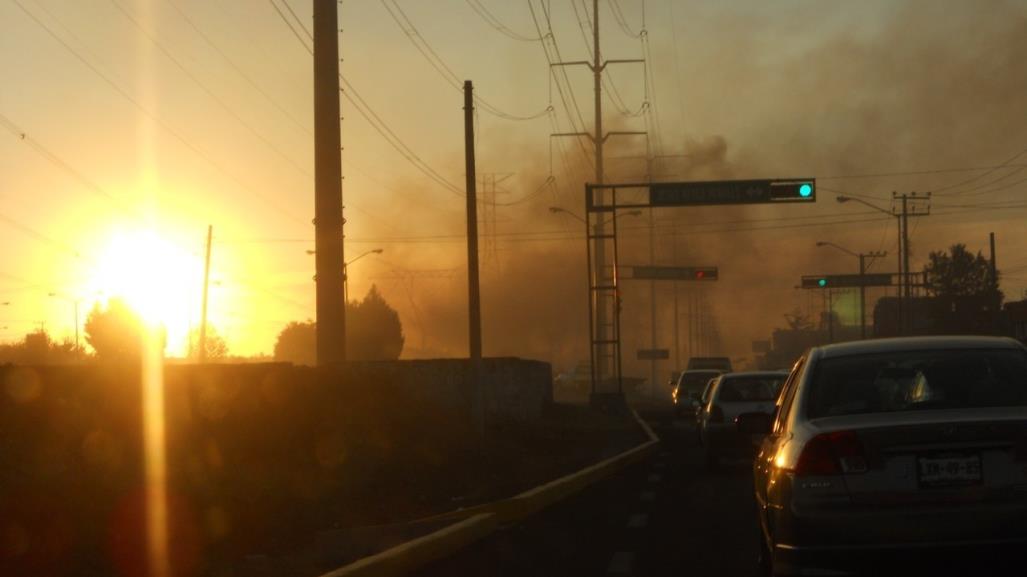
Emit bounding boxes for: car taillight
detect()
[709,404,724,423]
[793,431,867,476]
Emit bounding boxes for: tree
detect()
[188,325,229,361]
[0,329,81,365]
[84,298,162,361]
[273,320,316,365]
[273,285,404,364]
[348,285,404,360]
[923,244,1002,302]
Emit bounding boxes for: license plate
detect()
[917,453,982,488]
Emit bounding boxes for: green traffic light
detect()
[799,183,813,198]
[818,278,827,287]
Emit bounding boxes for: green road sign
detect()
[801,273,895,289]
[649,178,816,207]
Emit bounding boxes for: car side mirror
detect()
[735,412,773,435]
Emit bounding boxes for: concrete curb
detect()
[318,409,660,577]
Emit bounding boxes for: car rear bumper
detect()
[772,538,1027,576]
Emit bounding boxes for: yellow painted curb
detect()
[318,409,660,577]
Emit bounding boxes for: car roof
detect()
[682,369,722,375]
[719,371,788,379]
[815,336,1024,359]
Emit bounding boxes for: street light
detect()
[48,292,82,354]
[815,241,888,339]
[836,195,907,334]
[344,248,383,302]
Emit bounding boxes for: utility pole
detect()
[648,209,657,398]
[893,192,931,335]
[198,225,212,363]
[550,0,644,393]
[990,232,999,329]
[464,81,484,434]
[313,0,346,365]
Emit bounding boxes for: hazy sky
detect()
[1,0,1025,367]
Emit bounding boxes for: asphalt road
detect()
[413,409,760,577]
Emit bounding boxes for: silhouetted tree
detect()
[923,244,1002,302]
[84,298,162,361]
[273,320,316,365]
[348,285,404,360]
[0,329,81,365]
[188,325,229,361]
[273,286,404,364]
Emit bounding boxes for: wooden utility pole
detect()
[313,0,346,364]
[198,225,212,363]
[464,81,484,435]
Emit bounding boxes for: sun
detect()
[87,228,203,356]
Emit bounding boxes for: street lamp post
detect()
[816,241,887,339]
[307,248,384,303]
[836,195,904,334]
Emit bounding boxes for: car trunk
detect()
[811,408,1027,506]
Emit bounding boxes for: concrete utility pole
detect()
[893,192,931,334]
[313,0,346,365]
[198,225,212,363]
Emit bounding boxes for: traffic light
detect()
[693,267,718,281]
[770,179,816,201]
[801,275,830,288]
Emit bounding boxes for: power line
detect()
[10,0,308,226]
[608,0,642,38]
[379,0,549,121]
[531,0,594,169]
[463,0,540,42]
[106,0,313,179]
[162,0,311,136]
[266,0,466,197]
[932,146,1027,195]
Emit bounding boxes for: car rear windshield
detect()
[681,372,719,393]
[807,349,1027,418]
[717,376,785,402]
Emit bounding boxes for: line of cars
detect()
[695,336,1027,576]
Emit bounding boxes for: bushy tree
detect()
[348,285,404,361]
[273,320,316,365]
[923,244,1002,302]
[84,298,163,361]
[273,285,404,364]
[188,325,229,361]
[0,330,81,365]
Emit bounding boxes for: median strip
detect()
[318,409,660,577]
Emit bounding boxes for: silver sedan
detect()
[742,336,1027,576]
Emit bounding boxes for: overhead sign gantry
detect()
[585,178,816,409]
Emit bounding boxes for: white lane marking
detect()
[607,551,634,574]
[627,513,649,529]
[647,473,662,483]
[640,490,655,502]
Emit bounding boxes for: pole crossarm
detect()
[602,130,647,143]
[599,58,645,71]
[551,60,594,70]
